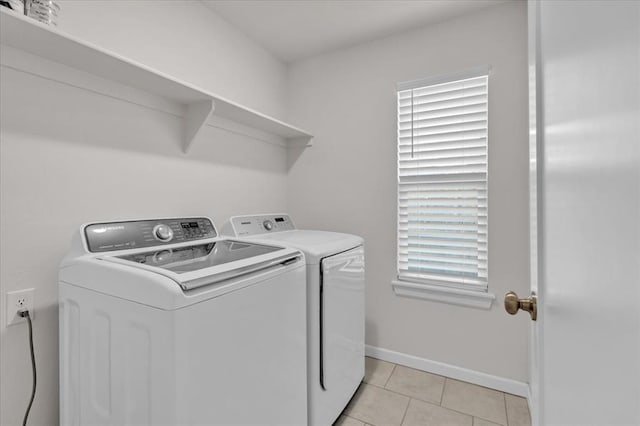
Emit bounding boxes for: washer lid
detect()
[114,240,281,273]
[241,230,363,264]
[102,239,301,291]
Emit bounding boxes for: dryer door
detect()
[320,245,365,405]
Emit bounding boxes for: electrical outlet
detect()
[6,288,35,326]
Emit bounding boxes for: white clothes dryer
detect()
[59,217,307,426]
[222,214,365,426]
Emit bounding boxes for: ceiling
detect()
[203,0,511,63]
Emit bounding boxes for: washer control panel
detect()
[229,214,295,237]
[153,224,174,242]
[84,217,217,252]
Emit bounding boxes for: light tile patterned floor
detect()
[334,357,531,426]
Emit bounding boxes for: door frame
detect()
[527,1,543,424]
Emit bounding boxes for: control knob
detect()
[263,220,274,231]
[153,224,174,242]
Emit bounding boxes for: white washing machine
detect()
[59,217,308,426]
[222,214,365,426]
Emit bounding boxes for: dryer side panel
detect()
[314,245,366,426]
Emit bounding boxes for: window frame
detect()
[393,66,495,309]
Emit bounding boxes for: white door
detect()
[525,1,640,425]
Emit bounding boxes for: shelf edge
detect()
[0,8,315,147]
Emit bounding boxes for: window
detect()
[396,67,489,295]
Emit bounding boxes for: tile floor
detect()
[334,357,531,426]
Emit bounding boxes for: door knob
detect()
[504,291,537,321]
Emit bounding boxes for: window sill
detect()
[391,280,495,310]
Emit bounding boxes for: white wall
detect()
[57,0,288,119]
[0,2,289,425]
[1,2,531,424]
[286,2,530,382]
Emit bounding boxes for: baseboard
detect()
[365,345,529,397]
[527,385,537,426]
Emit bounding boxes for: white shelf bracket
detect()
[183,99,215,153]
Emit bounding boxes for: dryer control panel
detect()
[227,214,295,237]
[84,217,217,252]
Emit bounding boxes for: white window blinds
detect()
[397,67,489,290]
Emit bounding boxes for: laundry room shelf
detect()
[0,8,313,152]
